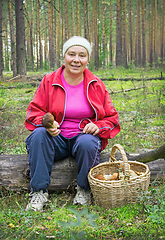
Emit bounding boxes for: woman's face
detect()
[64,46,89,76]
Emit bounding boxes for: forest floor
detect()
[0,68,165,239]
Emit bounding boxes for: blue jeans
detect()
[25,127,102,192]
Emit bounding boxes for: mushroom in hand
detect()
[42,112,57,129]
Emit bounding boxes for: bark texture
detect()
[15,0,26,75]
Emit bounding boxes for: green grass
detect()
[103,78,165,153]
[0,180,165,239]
[92,66,165,79]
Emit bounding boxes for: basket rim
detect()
[88,160,150,183]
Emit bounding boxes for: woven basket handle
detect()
[110,144,130,177]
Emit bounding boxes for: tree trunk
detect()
[4,23,10,71]
[83,0,89,40]
[24,0,30,71]
[48,0,55,69]
[43,1,48,69]
[93,0,99,70]
[8,0,17,77]
[160,0,165,63]
[116,0,122,66]
[38,0,43,70]
[109,0,113,63]
[163,0,165,62]
[15,0,26,75]
[141,0,146,68]
[0,0,3,78]
[30,0,34,71]
[132,7,136,61]
[56,0,61,68]
[71,0,75,36]
[0,145,165,193]
[35,0,39,71]
[154,0,157,65]
[76,0,80,36]
[129,144,165,163]
[24,0,34,71]
[86,0,90,41]
[64,0,69,41]
[128,0,133,62]
[137,0,141,66]
[102,0,105,66]
[150,0,154,68]
[123,0,127,68]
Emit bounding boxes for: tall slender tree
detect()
[150,0,154,67]
[8,0,17,77]
[123,0,127,68]
[35,0,39,71]
[93,0,99,69]
[3,19,9,71]
[128,0,133,62]
[116,0,122,66]
[15,0,26,75]
[43,1,48,69]
[0,0,3,78]
[38,0,43,69]
[24,0,30,69]
[109,0,113,63]
[132,6,136,61]
[154,0,158,65]
[24,0,34,71]
[48,0,55,68]
[30,0,34,70]
[87,0,90,41]
[135,0,141,66]
[160,0,165,63]
[83,0,89,40]
[64,0,69,41]
[56,0,61,67]
[102,0,106,66]
[141,0,146,68]
[76,0,80,36]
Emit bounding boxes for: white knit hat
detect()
[63,36,92,58]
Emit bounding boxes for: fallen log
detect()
[110,86,145,94]
[100,76,165,81]
[0,151,164,193]
[128,144,165,163]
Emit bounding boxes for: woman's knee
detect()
[73,134,101,152]
[25,127,50,148]
[30,127,48,140]
[33,127,47,135]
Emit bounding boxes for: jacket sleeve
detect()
[25,76,49,131]
[80,87,120,139]
[96,88,120,139]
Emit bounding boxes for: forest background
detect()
[0,0,165,77]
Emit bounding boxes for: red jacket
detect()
[25,66,120,150]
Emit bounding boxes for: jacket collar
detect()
[52,65,98,86]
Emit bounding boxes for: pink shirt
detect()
[60,70,94,138]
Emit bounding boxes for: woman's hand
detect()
[46,121,61,137]
[83,122,99,136]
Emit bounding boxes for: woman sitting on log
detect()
[25,36,120,211]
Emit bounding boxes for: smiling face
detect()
[64,45,89,77]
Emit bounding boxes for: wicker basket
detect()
[88,144,150,209]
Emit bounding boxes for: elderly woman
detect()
[25,36,120,211]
